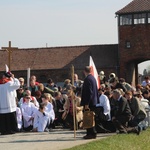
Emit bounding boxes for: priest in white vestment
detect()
[0,72,20,135]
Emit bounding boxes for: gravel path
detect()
[0,129,115,150]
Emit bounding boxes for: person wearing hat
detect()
[46,78,58,92]
[99,71,106,85]
[0,71,20,135]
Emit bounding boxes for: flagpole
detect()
[71,65,76,139]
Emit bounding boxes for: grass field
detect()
[66,128,150,150]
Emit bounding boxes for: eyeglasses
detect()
[25,97,30,99]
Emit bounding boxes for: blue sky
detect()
[0,0,132,48]
[0,0,150,73]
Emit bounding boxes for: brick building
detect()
[116,0,150,85]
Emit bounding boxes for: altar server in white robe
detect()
[42,93,55,124]
[19,90,39,108]
[21,94,38,131]
[33,103,50,132]
[0,71,20,135]
[16,106,23,130]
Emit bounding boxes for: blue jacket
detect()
[81,74,99,108]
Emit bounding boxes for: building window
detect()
[148,13,150,23]
[125,41,131,49]
[134,13,146,24]
[120,15,132,25]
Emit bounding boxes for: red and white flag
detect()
[89,56,100,89]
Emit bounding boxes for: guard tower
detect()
[116,0,150,85]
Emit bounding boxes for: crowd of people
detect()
[0,67,150,140]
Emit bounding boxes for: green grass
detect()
[65,128,150,150]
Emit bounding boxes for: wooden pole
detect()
[27,68,31,89]
[71,65,74,86]
[8,41,11,70]
[71,65,76,139]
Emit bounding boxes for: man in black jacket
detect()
[54,91,66,127]
[112,89,141,135]
[81,66,99,139]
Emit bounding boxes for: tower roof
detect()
[116,0,150,15]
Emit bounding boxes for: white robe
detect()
[45,102,55,121]
[16,107,23,129]
[33,110,49,132]
[0,78,20,113]
[21,102,38,128]
[19,96,39,108]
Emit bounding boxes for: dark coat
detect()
[113,96,132,118]
[56,98,65,112]
[81,74,99,108]
[128,97,146,119]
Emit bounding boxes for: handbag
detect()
[83,109,95,129]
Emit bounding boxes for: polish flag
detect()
[89,56,100,89]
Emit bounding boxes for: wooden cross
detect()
[1,41,18,70]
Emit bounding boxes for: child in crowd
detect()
[21,94,38,131]
[33,103,50,132]
[42,93,55,128]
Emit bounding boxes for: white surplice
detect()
[0,78,20,113]
[16,107,23,129]
[33,110,49,132]
[21,102,38,128]
[45,102,55,121]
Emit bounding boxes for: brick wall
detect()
[0,44,118,83]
